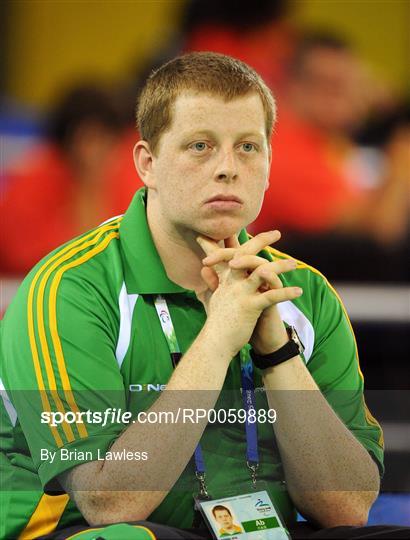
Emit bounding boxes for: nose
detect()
[214,148,238,182]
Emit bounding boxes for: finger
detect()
[200,267,219,292]
[231,258,296,291]
[259,283,270,293]
[229,254,265,269]
[202,248,237,266]
[196,236,220,257]
[254,287,303,311]
[202,232,283,267]
[224,235,240,249]
[230,256,297,275]
[236,230,281,257]
[255,266,283,290]
[245,263,283,291]
[202,252,245,282]
[197,236,227,276]
[200,243,245,282]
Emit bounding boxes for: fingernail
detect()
[295,287,303,296]
[289,259,297,267]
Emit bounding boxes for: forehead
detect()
[169,91,266,136]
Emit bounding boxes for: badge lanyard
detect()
[154,295,259,497]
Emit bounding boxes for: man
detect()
[212,506,242,537]
[1,52,397,540]
[250,34,409,245]
[1,84,138,275]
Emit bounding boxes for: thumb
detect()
[197,236,226,277]
[196,235,219,257]
[201,266,219,292]
[224,234,240,249]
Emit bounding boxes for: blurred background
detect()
[1,0,409,525]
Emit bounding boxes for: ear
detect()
[133,140,156,189]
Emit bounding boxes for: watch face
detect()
[289,326,305,353]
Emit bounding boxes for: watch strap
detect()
[250,330,301,369]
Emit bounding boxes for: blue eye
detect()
[192,142,207,151]
[242,143,255,152]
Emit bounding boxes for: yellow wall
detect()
[291,0,409,94]
[6,0,409,109]
[6,0,184,109]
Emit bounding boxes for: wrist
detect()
[200,320,236,362]
[250,326,304,370]
[252,325,289,356]
[252,334,288,356]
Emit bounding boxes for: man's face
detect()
[214,509,234,528]
[146,91,271,241]
[291,48,366,132]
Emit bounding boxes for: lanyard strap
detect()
[154,295,259,484]
[240,347,259,468]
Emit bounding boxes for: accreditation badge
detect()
[194,490,291,540]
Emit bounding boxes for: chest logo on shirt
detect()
[129,384,267,393]
[129,383,167,392]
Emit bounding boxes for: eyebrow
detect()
[181,130,265,141]
[181,130,214,140]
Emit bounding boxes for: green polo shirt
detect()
[1,187,383,539]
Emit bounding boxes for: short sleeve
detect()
[307,272,384,476]
[2,260,127,490]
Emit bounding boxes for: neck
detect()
[147,198,222,294]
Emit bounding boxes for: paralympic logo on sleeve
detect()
[159,310,170,324]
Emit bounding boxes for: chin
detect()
[188,212,253,241]
[200,223,244,242]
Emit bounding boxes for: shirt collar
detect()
[119,187,267,294]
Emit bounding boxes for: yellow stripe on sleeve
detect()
[48,231,119,440]
[265,244,384,447]
[265,244,364,375]
[36,224,121,442]
[27,219,121,447]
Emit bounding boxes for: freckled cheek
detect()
[246,161,269,187]
[162,170,205,212]
[244,162,269,215]
[172,161,210,192]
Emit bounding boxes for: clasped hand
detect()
[196,231,302,356]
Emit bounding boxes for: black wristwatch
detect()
[250,326,304,370]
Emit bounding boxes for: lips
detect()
[205,194,243,204]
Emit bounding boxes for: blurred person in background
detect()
[182,0,296,90]
[0,83,140,276]
[249,34,409,281]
